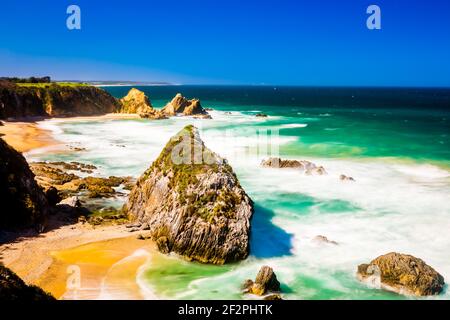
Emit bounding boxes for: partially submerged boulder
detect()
[124,125,253,264]
[357,252,445,296]
[161,93,210,118]
[0,264,55,301]
[117,88,167,120]
[261,157,328,175]
[243,266,281,296]
[0,138,49,230]
[312,235,338,245]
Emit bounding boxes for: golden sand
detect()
[0,121,57,153]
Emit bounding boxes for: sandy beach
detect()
[0,220,156,299]
[0,113,158,300]
[0,121,58,153]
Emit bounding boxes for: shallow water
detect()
[27,86,450,300]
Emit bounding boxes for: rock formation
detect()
[357,252,445,296]
[0,81,119,119]
[0,264,55,301]
[0,138,49,230]
[340,174,355,182]
[161,93,210,118]
[117,88,167,119]
[243,266,281,296]
[261,157,328,175]
[312,235,338,245]
[124,125,253,264]
[30,161,133,199]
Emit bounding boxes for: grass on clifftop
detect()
[16,82,89,88]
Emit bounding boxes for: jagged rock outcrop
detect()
[124,125,253,264]
[357,252,445,296]
[117,88,167,119]
[243,266,281,296]
[0,138,49,230]
[0,81,119,119]
[0,264,55,301]
[161,93,210,118]
[261,157,327,175]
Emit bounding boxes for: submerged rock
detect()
[124,125,253,264]
[340,174,355,182]
[312,235,338,245]
[261,157,327,175]
[117,88,167,120]
[0,138,49,230]
[357,252,445,296]
[0,264,55,301]
[161,93,211,118]
[243,266,281,296]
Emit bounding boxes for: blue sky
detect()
[1,0,449,86]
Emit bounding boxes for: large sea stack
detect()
[117,88,167,119]
[0,138,49,230]
[124,125,253,264]
[161,93,210,118]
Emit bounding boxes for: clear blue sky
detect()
[1,0,449,86]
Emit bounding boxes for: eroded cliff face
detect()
[124,125,253,264]
[0,81,119,119]
[0,138,49,230]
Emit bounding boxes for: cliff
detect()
[0,81,119,119]
[117,88,167,119]
[0,138,49,230]
[124,125,253,264]
[0,264,55,301]
[161,93,210,117]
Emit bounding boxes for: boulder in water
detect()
[357,252,445,296]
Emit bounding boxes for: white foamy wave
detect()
[279,123,308,129]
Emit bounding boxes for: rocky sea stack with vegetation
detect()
[124,125,253,264]
[0,138,49,230]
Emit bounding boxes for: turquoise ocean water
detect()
[27,86,450,299]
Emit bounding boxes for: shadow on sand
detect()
[249,205,293,259]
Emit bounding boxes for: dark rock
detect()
[124,125,254,264]
[255,113,268,117]
[0,264,55,300]
[45,186,61,206]
[264,294,283,300]
[0,138,49,230]
[357,252,445,296]
[340,174,355,182]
